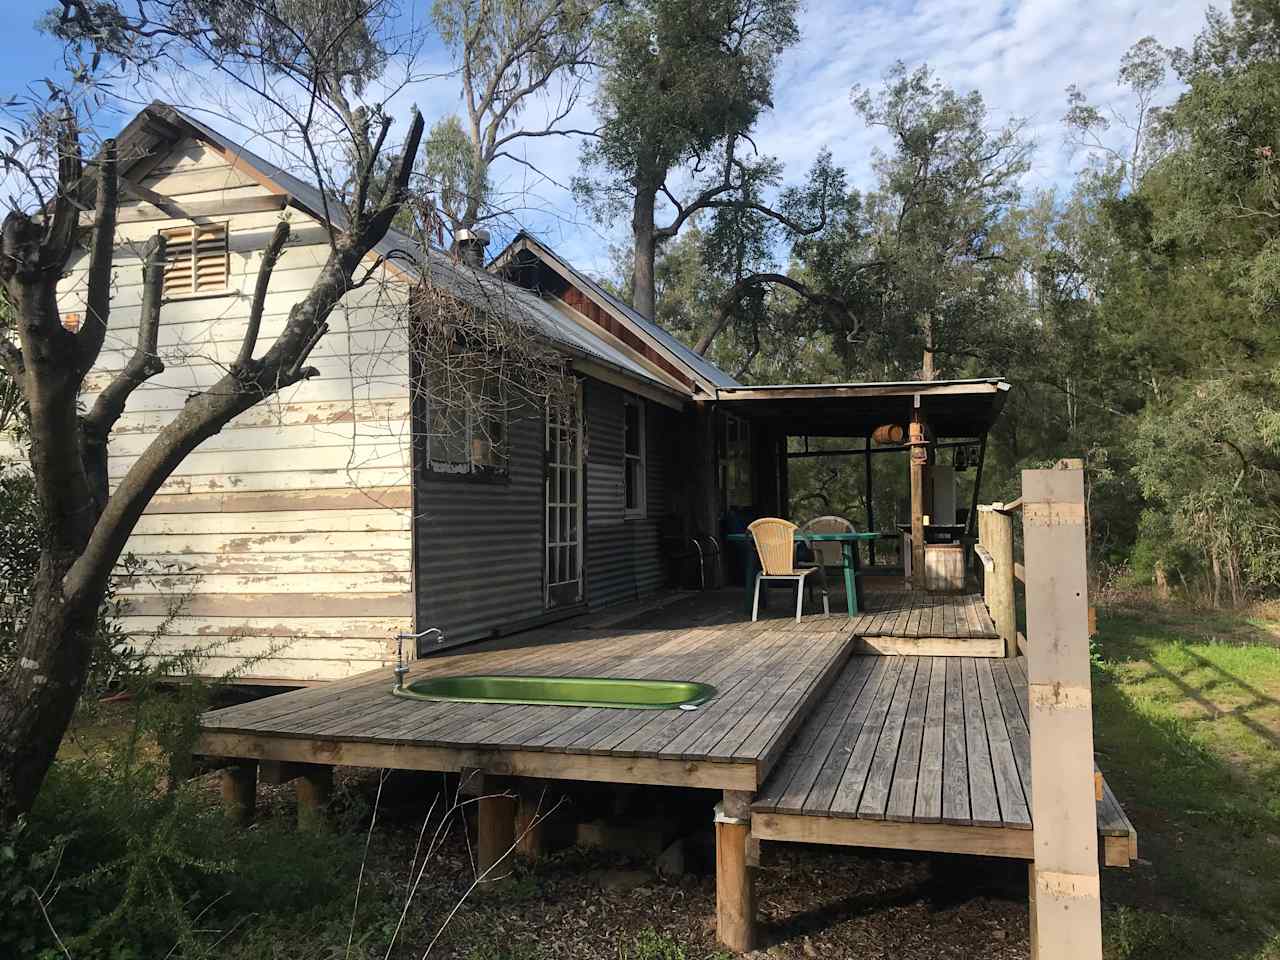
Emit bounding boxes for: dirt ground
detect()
[241,767,1033,960]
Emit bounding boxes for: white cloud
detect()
[60,0,1213,279]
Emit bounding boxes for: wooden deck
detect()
[197,588,1010,793]
[751,654,1137,864]
[846,587,1001,656]
[197,596,858,791]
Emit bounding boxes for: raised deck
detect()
[198,597,858,791]
[197,587,1010,789]
[751,654,1137,865]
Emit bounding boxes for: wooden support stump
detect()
[514,779,549,860]
[296,764,333,830]
[715,803,756,953]
[476,776,517,876]
[220,761,257,827]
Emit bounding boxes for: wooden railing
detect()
[976,459,1101,960]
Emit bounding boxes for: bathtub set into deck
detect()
[196,465,1125,959]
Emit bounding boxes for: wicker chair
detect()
[800,515,856,569]
[747,518,830,623]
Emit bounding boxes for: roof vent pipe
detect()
[455,228,491,267]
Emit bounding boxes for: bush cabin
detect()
[61,102,1130,958]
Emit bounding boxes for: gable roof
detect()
[107,103,687,404]
[491,231,741,393]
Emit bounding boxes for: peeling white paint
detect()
[19,657,39,670]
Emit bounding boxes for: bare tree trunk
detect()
[921,313,936,380]
[0,557,100,824]
[632,185,658,321]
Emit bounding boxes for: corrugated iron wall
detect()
[413,409,546,644]
[584,379,666,608]
[413,376,670,645]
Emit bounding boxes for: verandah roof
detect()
[715,378,1011,438]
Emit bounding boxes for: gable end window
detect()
[623,397,646,519]
[160,222,229,297]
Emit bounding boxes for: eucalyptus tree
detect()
[575,0,809,320]
[426,0,602,248]
[0,0,428,827]
[851,62,1033,380]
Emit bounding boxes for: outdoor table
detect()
[726,530,880,618]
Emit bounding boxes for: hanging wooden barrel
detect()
[871,423,906,445]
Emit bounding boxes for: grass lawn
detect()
[1092,601,1280,959]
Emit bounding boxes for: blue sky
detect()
[1,0,1212,276]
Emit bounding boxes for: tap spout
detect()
[393,627,447,689]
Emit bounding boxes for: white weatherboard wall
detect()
[60,136,414,682]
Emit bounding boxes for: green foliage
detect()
[0,461,145,689]
[424,114,489,232]
[1130,374,1280,604]
[0,731,361,958]
[579,0,798,209]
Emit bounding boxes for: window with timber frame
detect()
[623,396,646,518]
[423,375,509,478]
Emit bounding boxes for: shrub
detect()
[0,745,364,959]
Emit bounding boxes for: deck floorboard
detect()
[754,653,1128,851]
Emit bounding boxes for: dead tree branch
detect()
[235,219,292,372]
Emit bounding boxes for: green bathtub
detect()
[392,674,716,710]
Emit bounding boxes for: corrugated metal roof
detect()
[150,105,682,397]
[503,231,742,390]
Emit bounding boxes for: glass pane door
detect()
[545,387,583,608]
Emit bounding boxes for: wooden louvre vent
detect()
[160,222,228,296]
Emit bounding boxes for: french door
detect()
[545,386,584,609]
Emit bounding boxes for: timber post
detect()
[986,506,1017,657]
[909,415,928,589]
[475,774,518,876]
[220,760,258,827]
[1022,463,1102,960]
[514,778,550,860]
[715,799,756,953]
[296,764,333,830]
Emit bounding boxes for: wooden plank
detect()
[798,657,895,814]
[826,657,905,817]
[914,652,948,823]
[886,658,932,822]
[941,658,971,824]
[991,660,1034,808]
[857,657,920,819]
[961,657,1003,827]
[194,730,758,790]
[751,655,878,814]
[143,485,413,516]
[752,811,1033,859]
[977,659,1030,828]
[852,634,1003,658]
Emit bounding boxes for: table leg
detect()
[744,547,758,615]
[843,542,857,617]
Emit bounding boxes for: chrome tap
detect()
[394,627,446,689]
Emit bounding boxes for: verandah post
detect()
[1021,464,1101,960]
[986,507,1017,658]
[909,413,928,590]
